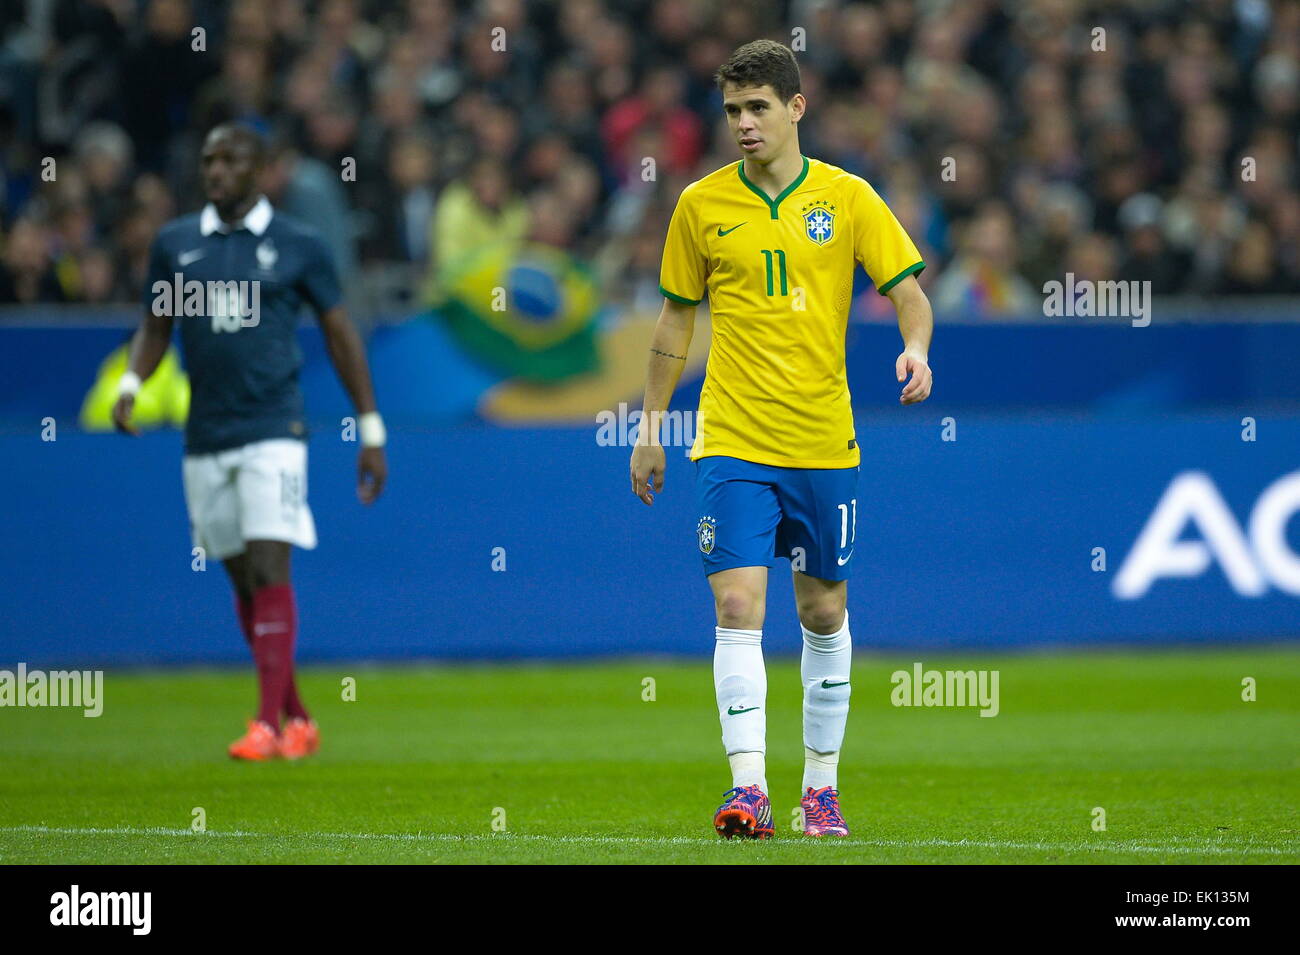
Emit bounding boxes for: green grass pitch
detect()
[1,648,1296,864]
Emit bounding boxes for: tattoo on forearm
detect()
[651,347,687,360]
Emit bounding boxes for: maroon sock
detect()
[283,662,310,723]
[237,592,306,718]
[260,585,308,721]
[250,584,296,731]
[235,594,254,650]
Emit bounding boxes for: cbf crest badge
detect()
[697,516,717,554]
[801,201,836,245]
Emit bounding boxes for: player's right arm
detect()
[112,309,174,436]
[630,298,695,505]
[114,232,175,435]
[632,186,707,506]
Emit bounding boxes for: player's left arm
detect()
[317,304,387,504]
[886,275,933,405]
[850,176,934,406]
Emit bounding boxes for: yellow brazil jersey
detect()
[659,155,924,469]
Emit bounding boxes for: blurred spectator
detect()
[526,189,578,249]
[931,200,1037,318]
[1018,183,1091,291]
[1220,220,1290,294]
[602,63,705,185]
[427,155,528,299]
[77,246,120,304]
[1065,232,1121,284]
[1116,193,1187,294]
[0,217,64,303]
[49,199,96,300]
[361,131,438,263]
[261,135,359,286]
[74,122,134,236]
[120,0,217,172]
[114,201,160,297]
[191,40,276,133]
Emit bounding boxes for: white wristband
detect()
[118,371,142,397]
[358,411,387,448]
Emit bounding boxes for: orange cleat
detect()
[280,717,319,760]
[228,720,280,761]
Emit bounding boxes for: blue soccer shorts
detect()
[692,455,860,581]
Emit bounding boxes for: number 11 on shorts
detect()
[837,499,856,549]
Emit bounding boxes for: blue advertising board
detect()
[1,414,1296,666]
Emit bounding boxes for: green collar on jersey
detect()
[737,155,810,219]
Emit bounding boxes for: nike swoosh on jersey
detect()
[716,222,747,236]
[178,249,205,266]
[836,550,853,566]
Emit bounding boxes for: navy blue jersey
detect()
[143,197,342,454]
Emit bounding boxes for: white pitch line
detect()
[0,825,1290,856]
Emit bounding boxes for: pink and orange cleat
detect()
[228,720,280,761]
[801,786,850,837]
[713,785,774,839]
[280,717,320,760]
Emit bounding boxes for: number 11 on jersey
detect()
[760,249,788,296]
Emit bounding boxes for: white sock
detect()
[728,752,766,793]
[804,748,840,792]
[715,626,766,792]
[800,610,852,791]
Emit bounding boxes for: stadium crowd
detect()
[0,0,1297,316]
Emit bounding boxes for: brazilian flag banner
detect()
[437,241,601,382]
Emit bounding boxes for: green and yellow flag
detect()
[437,241,600,383]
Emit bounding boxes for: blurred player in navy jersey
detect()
[113,124,387,760]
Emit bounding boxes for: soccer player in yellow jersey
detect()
[630,39,934,839]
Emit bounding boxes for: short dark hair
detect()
[205,122,267,166]
[714,39,801,103]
